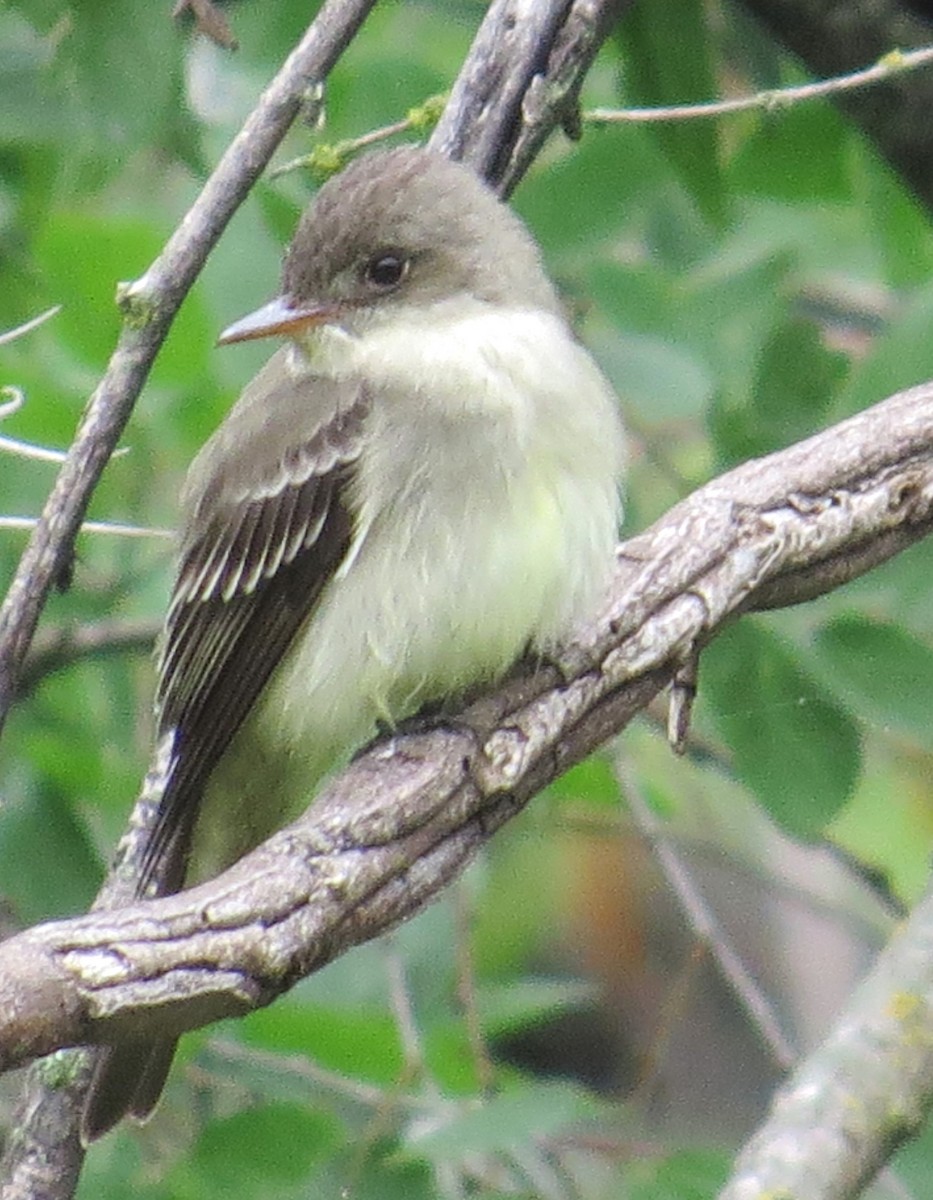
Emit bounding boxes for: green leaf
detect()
[405,1081,599,1160]
[829,751,932,904]
[598,327,715,422]
[478,977,597,1035]
[680,252,791,398]
[584,262,714,421]
[861,148,933,289]
[76,1131,158,1200]
[619,0,728,226]
[702,622,861,836]
[0,783,100,920]
[709,315,846,466]
[34,214,163,368]
[65,3,183,158]
[814,615,933,746]
[0,11,60,143]
[730,103,851,203]
[183,1104,338,1198]
[628,1148,730,1199]
[834,278,933,420]
[544,754,621,808]
[344,1144,436,1200]
[584,260,680,337]
[243,1003,403,1085]
[514,127,665,256]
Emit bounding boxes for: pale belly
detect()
[188,469,614,882]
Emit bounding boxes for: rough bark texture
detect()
[3,379,933,1078]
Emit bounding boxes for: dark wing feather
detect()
[138,367,369,897]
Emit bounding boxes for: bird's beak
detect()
[217,295,345,345]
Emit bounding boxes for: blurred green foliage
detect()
[3,0,933,1196]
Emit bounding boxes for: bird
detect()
[82,145,625,1141]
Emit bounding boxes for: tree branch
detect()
[2,379,933,1079]
[719,881,933,1199]
[17,619,160,701]
[429,0,570,182]
[429,0,627,193]
[8,3,932,1194]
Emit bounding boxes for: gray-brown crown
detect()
[281,147,561,317]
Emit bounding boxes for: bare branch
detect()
[2,378,933,1076]
[720,881,933,1199]
[618,763,799,1071]
[430,0,626,193]
[586,44,933,125]
[499,0,629,196]
[17,619,160,700]
[429,0,567,180]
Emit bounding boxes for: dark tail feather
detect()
[81,1038,179,1144]
[82,735,190,1143]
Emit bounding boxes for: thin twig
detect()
[586,45,933,124]
[0,517,171,538]
[0,431,69,466]
[270,94,447,179]
[206,1037,393,1109]
[453,884,496,1095]
[385,943,430,1088]
[384,944,465,1200]
[618,762,798,1071]
[0,385,133,465]
[0,306,61,348]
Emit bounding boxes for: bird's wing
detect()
[139,355,369,895]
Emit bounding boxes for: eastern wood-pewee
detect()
[83,146,625,1139]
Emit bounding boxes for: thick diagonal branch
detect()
[2,378,933,1072]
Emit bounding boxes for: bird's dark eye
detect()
[364,252,409,289]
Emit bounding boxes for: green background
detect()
[2,0,932,1195]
